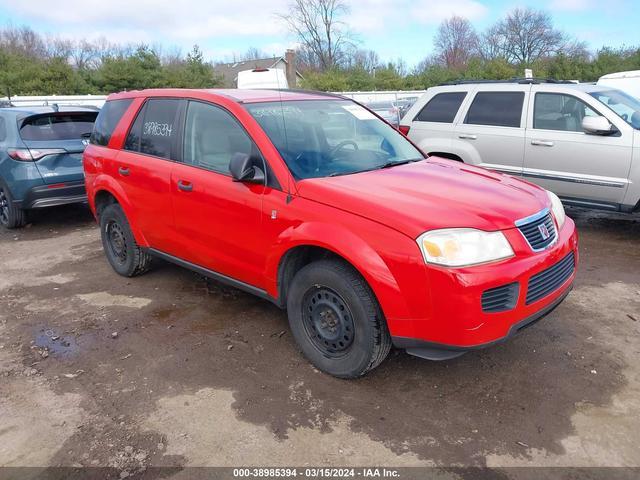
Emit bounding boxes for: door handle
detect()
[177,180,193,192]
[531,140,554,147]
[458,133,477,140]
[118,167,130,176]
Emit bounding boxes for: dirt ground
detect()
[0,204,639,478]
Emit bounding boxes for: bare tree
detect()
[277,0,354,70]
[478,24,504,61]
[343,48,379,72]
[241,47,269,61]
[434,16,479,70]
[489,8,581,64]
[0,25,47,58]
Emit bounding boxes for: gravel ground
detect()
[0,204,638,478]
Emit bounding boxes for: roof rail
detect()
[263,88,348,100]
[439,77,576,86]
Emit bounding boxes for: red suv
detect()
[84,89,578,378]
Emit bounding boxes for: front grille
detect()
[526,251,575,304]
[482,282,519,313]
[517,211,557,251]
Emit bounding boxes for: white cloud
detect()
[0,0,489,63]
[348,0,488,33]
[548,0,595,11]
[0,0,290,41]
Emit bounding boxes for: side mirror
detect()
[582,116,615,135]
[229,153,265,184]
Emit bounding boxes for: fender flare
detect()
[265,221,413,321]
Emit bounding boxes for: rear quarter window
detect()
[90,99,133,147]
[464,92,525,128]
[414,92,467,123]
[21,112,98,141]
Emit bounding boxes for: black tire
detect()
[286,259,391,378]
[99,203,152,277]
[0,183,26,229]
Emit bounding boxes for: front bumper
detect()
[393,285,572,360]
[14,181,87,209]
[389,217,579,356]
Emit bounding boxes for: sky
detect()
[0,0,637,67]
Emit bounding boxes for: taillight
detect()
[398,125,411,136]
[7,148,65,161]
[7,148,33,161]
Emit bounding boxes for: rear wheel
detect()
[99,203,152,277]
[287,259,391,378]
[0,184,26,229]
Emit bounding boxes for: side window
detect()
[414,92,466,123]
[183,101,256,175]
[124,99,180,160]
[90,99,133,147]
[534,93,599,132]
[464,92,525,128]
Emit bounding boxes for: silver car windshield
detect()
[245,100,423,180]
[589,89,640,129]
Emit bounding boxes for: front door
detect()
[171,100,268,289]
[524,89,633,206]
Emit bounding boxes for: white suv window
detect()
[464,92,524,128]
[533,93,598,132]
[414,92,466,123]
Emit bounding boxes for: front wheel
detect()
[287,259,391,378]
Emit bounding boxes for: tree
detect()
[343,48,380,73]
[488,7,584,65]
[98,45,163,92]
[434,16,479,70]
[278,0,354,71]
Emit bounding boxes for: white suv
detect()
[400,80,640,213]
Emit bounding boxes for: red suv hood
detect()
[297,158,550,239]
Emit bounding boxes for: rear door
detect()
[454,85,529,175]
[408,90,468,155]
[523,88,633,206]
[19,111,97,184]
[115,98,183,253]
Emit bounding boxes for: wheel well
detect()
[428,152,463,162]
[277,246,352,307]
[94,190,118,217]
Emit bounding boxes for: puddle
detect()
[35,328,80,357]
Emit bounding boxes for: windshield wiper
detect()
[326,158,424,177]
[377,158,424,170]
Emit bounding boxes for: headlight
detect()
[417,228,514,267]
[546,190,566,228]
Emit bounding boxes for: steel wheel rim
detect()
[0,188,9,225]
[106,220,127,264]
[302,286,355,358]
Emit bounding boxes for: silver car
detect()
[366,101,402,127]
[400,80,640,213]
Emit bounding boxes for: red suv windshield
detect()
[245,100,423,179]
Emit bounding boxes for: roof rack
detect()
[264,88,347,99]
[440,77,576,86]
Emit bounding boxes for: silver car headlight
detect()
[547,190,566,228]
[416,228,514,267]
